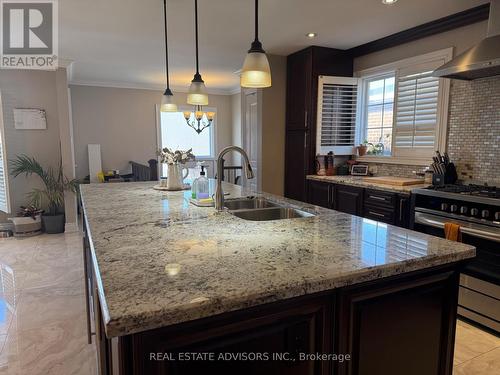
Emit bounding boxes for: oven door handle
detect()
[414,212,500,243]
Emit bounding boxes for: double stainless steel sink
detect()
[223,197,315,221]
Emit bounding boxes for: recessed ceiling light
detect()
[382,0,398,4]
[306,32,317,38]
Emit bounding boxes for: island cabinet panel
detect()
[102,264,463,375]
[124,295,334,375]
[332,185,363,216]
[307,180,332,208]
[335,268,459,375]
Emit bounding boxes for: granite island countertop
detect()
[80,181,474,338]
[307,175,429,194]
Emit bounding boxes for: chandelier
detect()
[183,106,215,134]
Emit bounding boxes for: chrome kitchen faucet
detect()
[215,146,254,211]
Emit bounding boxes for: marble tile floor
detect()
[0,232,96,375]
[0,232,497,375]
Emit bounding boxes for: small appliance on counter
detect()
[351,164,369,176]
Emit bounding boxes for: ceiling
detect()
[60,0,489,94]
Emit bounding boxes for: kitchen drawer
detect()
[364,205,395,225]
[364,189,396,208]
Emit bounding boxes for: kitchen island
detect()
[80,181,475,375]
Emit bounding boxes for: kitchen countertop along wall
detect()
[80,181,474,337]
[306,175,428,194]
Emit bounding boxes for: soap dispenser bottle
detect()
[194,166,209,199]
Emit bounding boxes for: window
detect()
[355,48,452,164]
[316,76,359,155]
[362,75,395,156]
[393,70,441,157]
[0,93,10,213]
[157,108,215,178]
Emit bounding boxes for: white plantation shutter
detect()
[316,76,359,155]
[0,93,10,213]
[393,58,449,158]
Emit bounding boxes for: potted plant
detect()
[357,140,369,157]
[10,155,78,234]
[8,205,43,237]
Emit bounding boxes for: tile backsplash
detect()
[364,76,500,186]
[447,76,499,185]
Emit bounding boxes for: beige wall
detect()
[354,21,487,71]
[70,85,233,179]
[0,70,66,221]
[261,55,287,196]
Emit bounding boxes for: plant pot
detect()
[9,215,42,237]
[357,145,368,157]
[42,213,65,234]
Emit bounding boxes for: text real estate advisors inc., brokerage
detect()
[149,351,352,362]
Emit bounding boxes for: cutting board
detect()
[362,176,424,186]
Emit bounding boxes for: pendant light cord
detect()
[163,0,170,89]
[195,0,200,74]
[254,0,259,42]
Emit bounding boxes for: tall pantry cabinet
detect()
[284,47,353,201]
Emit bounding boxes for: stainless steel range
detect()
[410,184,500,334]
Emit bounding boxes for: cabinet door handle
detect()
[304,131,308,149]
[370,195,386,201]
[369,211,385,218]
[399,198,404,221]
[304,111,308,129]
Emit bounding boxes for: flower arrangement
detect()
[157,148,195,165]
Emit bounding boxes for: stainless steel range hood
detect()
[434,0,500,80]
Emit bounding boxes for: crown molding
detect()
[69,79,239,96]
[228,87,242,95]
[347,4,490,57]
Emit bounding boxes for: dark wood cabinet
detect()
[396,195,411,228]
[94,262,463,375]
[332,184,363,216]
[307,180,332,209]
[336,268,459,375]
[306,180,412,227]
[284,47,353,202]
[285,131,309,202]
[128,295,334,375]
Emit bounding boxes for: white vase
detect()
[166,163,188,190]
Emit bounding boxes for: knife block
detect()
[432,163,457,186]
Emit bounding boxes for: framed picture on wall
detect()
[13,108,47,130]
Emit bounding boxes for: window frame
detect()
[0,92,11,214]
[155,105,217,179]
[156,104,217,160]
[354,48,453,165]
[357,72,396,157]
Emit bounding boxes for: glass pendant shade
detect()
[187,76,209,106]
[241,51,271,88]
[241,0,271,88]
[160,89,178,112]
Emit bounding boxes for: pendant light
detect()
[160,0,177,112]
[187,0,209,106]
[241,0,271,88]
